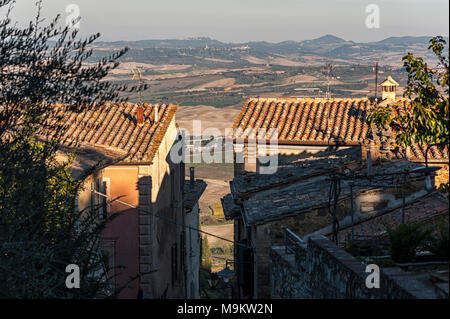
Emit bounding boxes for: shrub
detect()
[385,221,432,263]
[424,219,449,260]
[201,235,212,271]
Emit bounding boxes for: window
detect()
[91,177,110,220]
[98,178,110,220]
[91,180,99,220]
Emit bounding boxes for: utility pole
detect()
[326,63,332,99]
[374,62,379,98]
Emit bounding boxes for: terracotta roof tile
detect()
[232,98,372,145]
[43,102,177,163]
[379,99,449,162]
[232,98,448,161]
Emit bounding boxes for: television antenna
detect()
[373,61,379,98]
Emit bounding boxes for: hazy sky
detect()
[5,0,449,42]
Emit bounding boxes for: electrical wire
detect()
[90,189,249,248]
[327,175,341,244]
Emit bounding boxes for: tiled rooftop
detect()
[56,144,127,179]
[386,99,449,162]
[231,98,448,162]
[232,98,372,144]
[44,103,178,163]
[184,179,207,213]
[226,152,425,226]
[221,194,240,220]
[230,147,361,199]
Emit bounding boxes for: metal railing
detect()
[284,228,304,254]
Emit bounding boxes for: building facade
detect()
[230,77,448,184]
[54,102,203,299]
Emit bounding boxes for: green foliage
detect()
[385,221,432,263]
[438,182,449,195]
[0,134,120,298]
[0,0,135,298]
[368,36,449,146]
[367,36,449,191]
[201,235,212,271]
[424,219,449,260]
[366,106,393,129]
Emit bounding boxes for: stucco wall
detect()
[233,143,351,176]
[185,202,201,299]
[146,118,185,299]
[102,165,141,299]
[77,166,141,299]
[76,117,186,299]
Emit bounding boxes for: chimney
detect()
[361,141,380,163]
[380,76,399,102]
[190,167,195,188]
[137,106,144,126]
[154,105,159,122]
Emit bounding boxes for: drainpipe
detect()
[137,106,144,126]
[190,167,195,188]
[366,147,372,177]
[350,182,355,244]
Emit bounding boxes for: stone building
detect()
[230,77,448,185]
[183,168,207,299]
[271,234,448,299]
[271,191,448,299]
[222,75,448,299]
[379,75,399,102]
[53,102,204,299]
[231,97,370,175]
[222,145,438,298]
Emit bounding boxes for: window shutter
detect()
[91,180,97,219]
[98,178,110,220]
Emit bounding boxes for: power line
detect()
[326,62,332,99]
[90,189,249,248]
[374,61,379,98]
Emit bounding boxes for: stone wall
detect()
[434,164,449,189]
[147,119,186,299]
[252,204,348,298]
[249,183,428,299]
[137,172,153,298]
[271,235,441,299]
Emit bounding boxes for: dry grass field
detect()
[176,104,241,134]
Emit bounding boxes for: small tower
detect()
[380,76,399,102]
